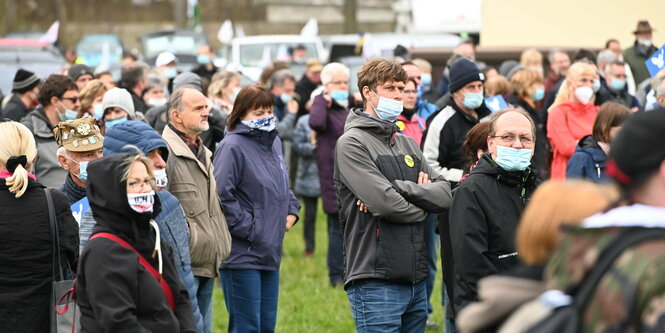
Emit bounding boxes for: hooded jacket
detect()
[77,153,196,332]
[448,154,540,314]
[213,122,300,271]
[566,135,608,182]
[334,108,452,286]
[20,106,68,188]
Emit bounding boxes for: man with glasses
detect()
[21,74,80,187]
[448,108,541,316]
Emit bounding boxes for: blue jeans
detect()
[424,214,439,314]
[219,269,280,333]
[327,213,344,285]
[193,276,214,333]
[346,280,428,333]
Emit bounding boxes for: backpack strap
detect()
[89,232,175,310]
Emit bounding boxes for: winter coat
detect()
[0,93,30,121]
[623,42,659,86]
[213,123,300,271]
[422,100,491,183]
[546,101,599,180]
[309,93,350,214]
[292,114,320,198]
[0,178,78,333]
[506,94,552,179]
[295,74,320,118]
[163,125,232,278]
[77,153,196,332]
[21,107,68,188]
[566,135,608,182]
[396,112,427,147]
[448,154,540,313]
[59,173,88,205]
[416,99,439,121]
[334,108,452,286]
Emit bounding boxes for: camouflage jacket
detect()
[544,204,665,333]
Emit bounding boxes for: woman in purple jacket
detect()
[308,62,353,286]
[213,85,300,333]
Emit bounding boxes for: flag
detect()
[39,21,60,44]
[188,0,202,32]
[217,19,233,44]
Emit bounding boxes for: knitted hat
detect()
[12,69,40,94]
[102,88,136,119]
[68,64,94,81]
[607,108,665,190]
[449,58,484,93]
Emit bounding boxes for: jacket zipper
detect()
[595,163,601,179]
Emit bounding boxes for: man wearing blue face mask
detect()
[603,60,640,112]
[192,45,218,88]
[335,59,452,332]
[448,108,541,316]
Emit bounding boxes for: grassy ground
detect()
[212,201,445,332]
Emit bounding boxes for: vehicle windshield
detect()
[143,34,205,59]
[239,42,319,67]
[77,39,122,55]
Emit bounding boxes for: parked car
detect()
[138,29,207,72]
[75,34,124,68]
[0,39,66,94]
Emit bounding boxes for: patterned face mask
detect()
[241,116,276,132]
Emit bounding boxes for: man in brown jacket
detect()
[163,87,231,333]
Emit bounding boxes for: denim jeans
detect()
[193,276,215,333]
[219,269,280,333]
[424,214,439,314]
[346,280,428,333]
[327,213,344,285]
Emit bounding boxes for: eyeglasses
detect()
[403,89,418,95]
[127,178,156,191]
[61,96,80,103]
[492,134,535,145]
[330,80,349,86]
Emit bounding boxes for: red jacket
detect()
[546,101,599,180]
[396,114,426,147]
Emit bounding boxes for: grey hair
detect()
[597,50,618,71]
[656,76,665,98]
[547,48,568,64]
[167,88,188,115]
[270,69,295,88]
[321,63,350,85]
[145,72,166,92]
[56,146,70,158]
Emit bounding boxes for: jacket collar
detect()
[228,122,278,148]
[583,204,665,228]
[344,108,399,143]
[162,124,210,176]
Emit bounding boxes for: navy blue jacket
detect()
[213,123,300,271]
[566,135,608,183]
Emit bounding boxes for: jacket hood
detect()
[576,135,607,162]
[583,204,665,229]
[227,121,279,147]
[103,120,169,162]
[24,106,53,138]
[86,153,162,245]
[344,108,399,138]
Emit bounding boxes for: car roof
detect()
[233,35,322,44]
[0,39,50,47]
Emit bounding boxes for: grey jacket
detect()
[21,107,67,188]
[334,108,451,286]
[292,115,320,198]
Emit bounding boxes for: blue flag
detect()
[70,197,90,225]
[646,45,665,77]
[485,95,508,113]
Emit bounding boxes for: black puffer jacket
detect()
[76,153,196,333]
[0,178,78,333]
[448,154,540,314]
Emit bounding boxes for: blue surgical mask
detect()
[532,88,545,102]
[421,74,432,86]
[59,102,78,121]
[280,93,293,103]
[369,90,403,122]
[105,116,127,128]
[495,146,532,171]
[67,158,89,182]
[593,79,601,93]
[197,54,210,65]
[92,103,104,119]
[462,92,484,109]
[242,116,276,132]
[330,90,349,102]
[610,79,626,91]
[163,67,177,79]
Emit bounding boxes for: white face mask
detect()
[638,39,652,48]
[575,86,594,104]
[127,191,155,213]
[148,97,168,107]
[153,168,168,188]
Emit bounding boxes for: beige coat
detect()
[163,125,231,278]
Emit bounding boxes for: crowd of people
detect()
[1,19,665,333]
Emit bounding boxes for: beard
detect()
[186,119,209,133]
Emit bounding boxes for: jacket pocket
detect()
[188,222,215,268]
[169,182,206,218]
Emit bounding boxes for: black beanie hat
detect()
[448,58,484,93]
[607,108,665,191]
[12,69,40,94]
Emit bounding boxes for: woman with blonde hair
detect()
[547,62,600,179]
[520,48,544,75]
[0,120,79,332]
[484,76,513,97]
[78,79,108,119]
[208,70,242,114]
[457,180,617,333]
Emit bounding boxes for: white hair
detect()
[597,50,618,72]
[56,146,71,158]
[321,62,350,85]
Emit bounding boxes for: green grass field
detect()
[212,201,445,332]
